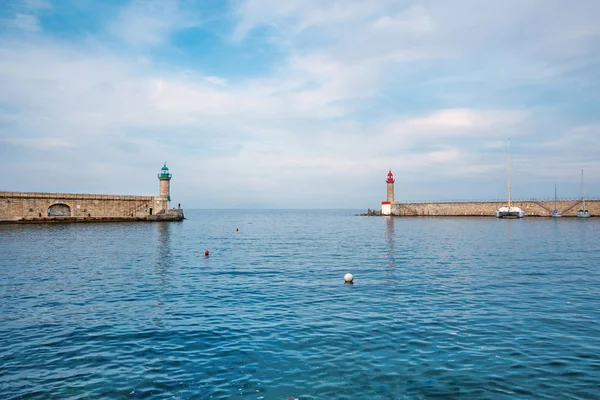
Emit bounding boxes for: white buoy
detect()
[344,273,354,283]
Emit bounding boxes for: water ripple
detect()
[1,211,600,399]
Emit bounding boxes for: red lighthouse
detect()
[381,170,395,216]
[386,170,395,202]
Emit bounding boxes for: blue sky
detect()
[1,0,599,208]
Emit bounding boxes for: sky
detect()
[0,0,599,209]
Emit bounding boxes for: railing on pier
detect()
[399,197,600,204]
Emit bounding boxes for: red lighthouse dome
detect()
[386,170,395,183]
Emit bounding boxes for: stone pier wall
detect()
[0,191,176,222]
[392,199,599,217]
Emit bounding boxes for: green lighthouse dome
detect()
[158,162,172,179]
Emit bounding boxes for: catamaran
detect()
[577,169,590,218]
[552,184,562,217]
[496,139,524,218]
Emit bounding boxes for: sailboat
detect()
[496,139,524,218]
[552,184,562,217]
[576,169,590,218]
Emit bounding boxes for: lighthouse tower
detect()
[157,162,172,212]
[381,170,395,215]
[386,170,395,202]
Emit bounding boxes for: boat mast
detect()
[508,139,511,208]
[554,183,557,210]
[581,169,586,210]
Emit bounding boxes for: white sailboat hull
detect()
[578,170,590,218]
[495,206,524,219]
[577,210,590,218]
[496,139,524,219]
[552,185,561,217]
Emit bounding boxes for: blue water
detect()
[1,210,600,399]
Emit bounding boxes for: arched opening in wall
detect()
[48,203,71,217]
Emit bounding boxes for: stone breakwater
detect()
[0,191,184,223]
[362,199,599,217]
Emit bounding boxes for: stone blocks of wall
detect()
[159,179,170,197]
[0,192,156,222]
[392,200,599,217]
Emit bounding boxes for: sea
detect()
[1,209,599,399]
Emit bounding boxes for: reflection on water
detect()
[383,216,398,287]
[384,216,396,270]
[153,223,173,326]
[155,222,172,285]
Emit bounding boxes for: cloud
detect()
[1,0,52,32]
[2,137,75,149]
[108,0,200,47]
[402,109,529,130]
[375,108,531,156]
[23,0,52,10]
[232,0,398,41]
[4,13,41,32]
[203,75,227,86]
[0,0,599,206]
[23,0,51,10]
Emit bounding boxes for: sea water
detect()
[1,210,599,399]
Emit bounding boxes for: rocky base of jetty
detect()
[359,208,382,216]
[149,209,184,221]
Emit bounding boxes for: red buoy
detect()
[236,228,239,232]
[204,250,209,256]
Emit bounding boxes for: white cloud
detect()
[109,0,200,47]
[232,0,396,40]
[23,0,51,10]
[370,6,434,36]
[0,31,594,205]
[4,13,41,32]
[378,108,531,151]
[1,0,52,32]
[2,137,75,149]
[204,76,227,86]
[405,109,529,130]
[1,1,599,206]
